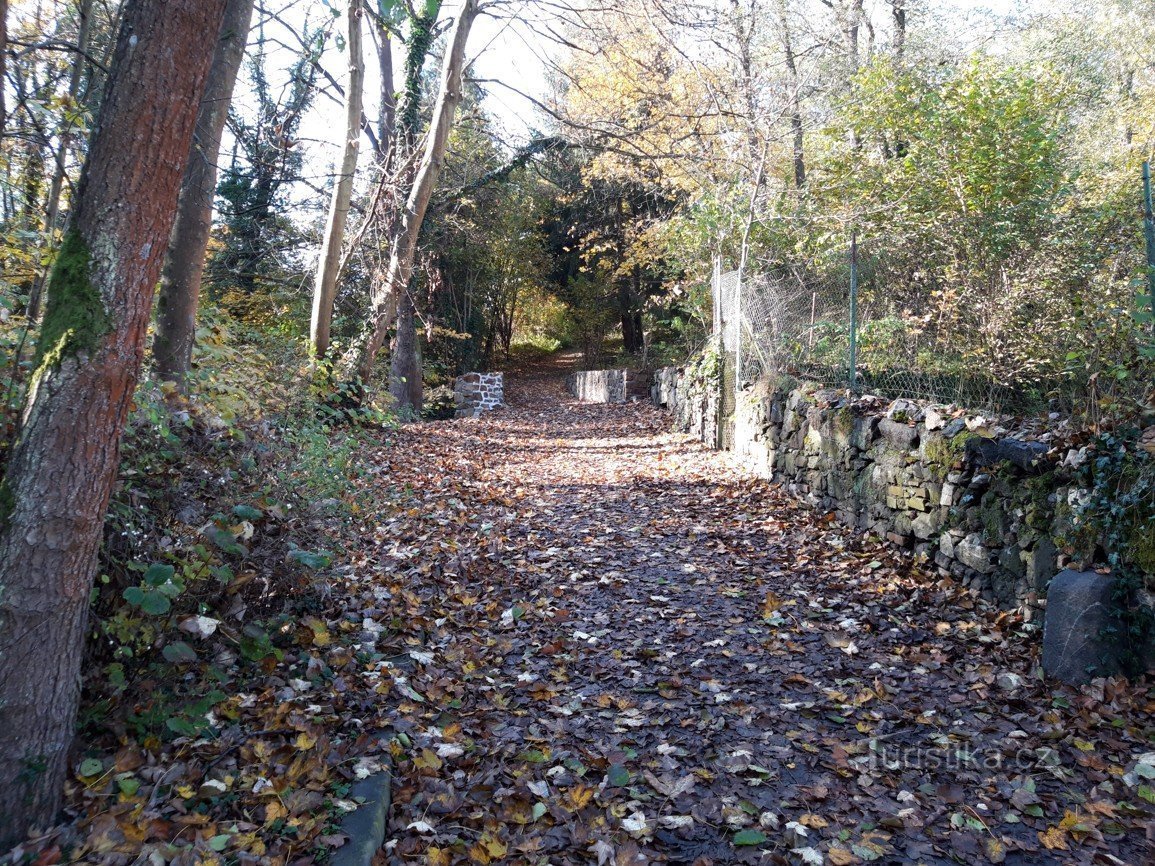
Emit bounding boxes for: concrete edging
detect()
[331,768,392,866]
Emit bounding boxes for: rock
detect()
[923,406,947,431]
[1022,538,1056,592]
[965,436,1050,472]
[1042,570,1123,685]
[886,398,922,422]
[942,418,967,438]
[912,510,942,540]
[956,533,994,574]
[879,418,919,450]
[996,672,1026,691]
[938,532,955,559]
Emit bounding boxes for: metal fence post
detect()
[849,231,859,391]
[1143,162,1155,333]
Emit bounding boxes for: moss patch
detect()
[33,229,109,374]
[0,478,15,530]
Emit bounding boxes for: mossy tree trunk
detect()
[154,0,256,391]
[0,0,228,844]
[0,0,8,136]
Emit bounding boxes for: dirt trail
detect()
[345,355,1153,865]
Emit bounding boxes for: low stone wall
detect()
[454,372,503,418]
[567,369,652,404]
[652,365,1109,607]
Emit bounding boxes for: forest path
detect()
[341,355,1150,866]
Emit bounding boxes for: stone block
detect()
[956,533,994,573]
[1023,538,1056,592]
[965,436,1050,472]
[879,418,919,450]
[1042,570,1123,685]
[912,510,942,540]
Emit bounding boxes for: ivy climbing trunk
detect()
[0,0,8,135]
[308,0,364,359]
[343,0,478,386]
[154,0,255,391]
[0,0,227,845]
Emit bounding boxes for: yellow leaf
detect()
[1072,738,1095,752]
[264,801,287,823]
[414,748,443,771]
[763,592,782,618]
[484,835,508,858]
[427,847,451,866]
[985,836,1007,863]
[828,848,855,866]
[566,784,595,811]
[799,813,828,829]
[1038,826,1068,850]
[295,732,316,751]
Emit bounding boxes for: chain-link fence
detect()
[711,250,1147,416]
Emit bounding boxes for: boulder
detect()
[1042,570,1122,685]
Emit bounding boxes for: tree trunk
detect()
[154,0,255,390]
[0,0,227,844]
[309,0,364,358]
[891,0,906,59]
[778,0,805,189]
[0,0,7,135]
[370,2,395,154]
[25,0,92,321]
[388,290,422,414]
[344,0,478,385]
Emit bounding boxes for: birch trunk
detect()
[309,0,364,359]
[0,0,227,843]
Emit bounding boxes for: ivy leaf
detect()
[143,563,175,587]
[139,590,171,616]
[289,548,332,569]
[79,758,104,778]
[607,764,630,787]
[162,641,198,664]
[232,504,263,521]
[733,829,767,846]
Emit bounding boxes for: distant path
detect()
[347,353,1150,865]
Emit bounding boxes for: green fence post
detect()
[1144,162,1155,332]
[849,231,859,391]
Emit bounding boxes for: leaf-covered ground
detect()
[339,356,1154,865]
[21,355,1155,865]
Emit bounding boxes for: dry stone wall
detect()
[652,365,1114,608]
[567,369,652,404]
[454,372,503,418]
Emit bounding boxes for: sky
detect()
[250,0,1042,215]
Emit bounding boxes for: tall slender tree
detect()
[154,0,256,391]
[345,0,479,388]
[0,0,228,843]
[1,0,8,136]
[27,0,93,322]
[309,0,365,359]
